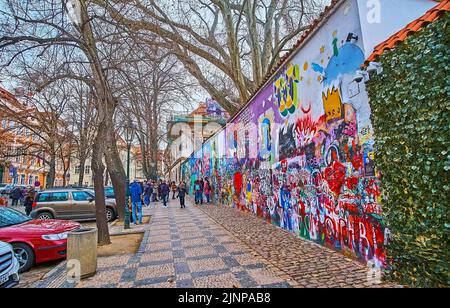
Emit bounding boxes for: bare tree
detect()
[115,47,196,180]
[91,0,326,114]
[0,0,130,244]
[67,81,97,187]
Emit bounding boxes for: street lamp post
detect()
[124,120,136,230]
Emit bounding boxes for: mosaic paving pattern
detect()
[75,199,292,288]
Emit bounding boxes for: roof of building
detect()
[365,0,449,65]
[0,86,26,111]
[189,103,208,117]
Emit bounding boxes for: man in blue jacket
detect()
[160,180,170,208]
[130,180,143,224]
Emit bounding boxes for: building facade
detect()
[0,87,65,187]
[166,100,229,183]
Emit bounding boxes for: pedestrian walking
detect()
[204,178,212,204]
[10,186,23,207]
[143,180,153,207]
[157,179,162,201]
[23,188,35,216]
[151,180,158,202]
[171,181,177,200]
[129,179,143,225]
[160,180,170,208]
[177,181,188,209]
[194,179,203,205]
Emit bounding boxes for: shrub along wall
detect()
[367,13,449,287]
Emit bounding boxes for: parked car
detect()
[0,184,14,195]
[0,207,80,272]
[0,184,28,196]
[0,240,20,288]
[31,189,117,222]
[87,186,115,199]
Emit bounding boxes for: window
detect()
[36,192,68,202]
[72,191,92,201]
[36,193,52,202]
[52,192,69,202]
[0,208,31,228]
[85,166,91,174]
[75,166,81,174]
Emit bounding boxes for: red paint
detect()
[346,177,359,190]
[324,160,346,196]
[233,172,243,196]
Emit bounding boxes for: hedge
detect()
[367,13,450,287]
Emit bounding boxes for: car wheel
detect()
[13,243,35,273]
[37,211,53,220]
[106,208,116,222]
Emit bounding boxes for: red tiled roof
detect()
[0,86,27,110]
[189,102,208,117]
[365,0,450,65]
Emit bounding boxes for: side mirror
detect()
[88,198,94,203]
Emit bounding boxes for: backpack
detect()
[195,184,200,191]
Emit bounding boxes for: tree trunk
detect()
[103,114,126,221]
[46,154,56,189]
[104,168,109,186]
[78,157,86,187]
[91,121,110,246]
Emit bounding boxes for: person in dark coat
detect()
[151,180,158,202]
[10,186,23,207]
[177,181,188,209]
[23,189,35,216]
[157,180,162,201]
[129,180,143,224]
[143,180,153,207]
[160,180,170,208]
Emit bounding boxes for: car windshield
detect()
[0,207,32,228]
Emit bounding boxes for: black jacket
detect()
[177,186,188,198]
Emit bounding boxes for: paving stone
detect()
[33,197,398,288]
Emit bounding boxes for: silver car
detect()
[31,189,117,222]
[0,241,20,288]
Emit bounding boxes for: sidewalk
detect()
[34,197,291,288]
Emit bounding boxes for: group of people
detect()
[3,186,36,216]
[193,177,212,205]
[128,179,189,225]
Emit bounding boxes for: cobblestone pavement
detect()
[33,197,399,288]
[196,200,398,288]
[36,198,292,288]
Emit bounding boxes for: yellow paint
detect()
[303,62,309,71]
[322,87,343,122]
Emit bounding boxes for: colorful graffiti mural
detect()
[182,2,385,268]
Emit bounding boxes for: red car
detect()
[0,207,80,272]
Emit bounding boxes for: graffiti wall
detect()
[182,0,385,267]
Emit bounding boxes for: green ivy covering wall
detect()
[367,13,450,287]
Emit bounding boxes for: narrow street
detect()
[31,197,396,288]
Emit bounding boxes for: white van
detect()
[0,241,20,288]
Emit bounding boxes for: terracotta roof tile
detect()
[365,0,449,65]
